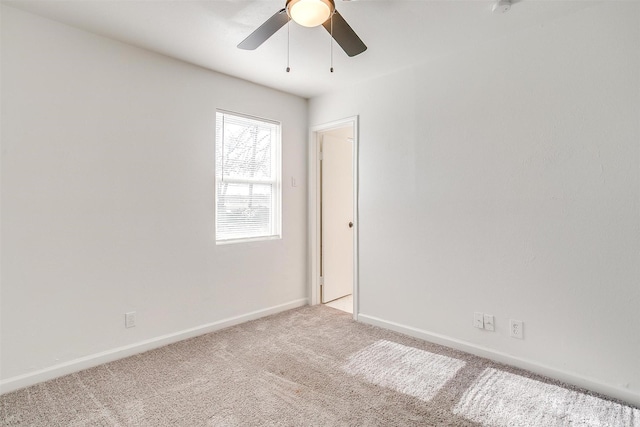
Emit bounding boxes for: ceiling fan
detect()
[238,0,367,58]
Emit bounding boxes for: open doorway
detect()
[309,117,358,318]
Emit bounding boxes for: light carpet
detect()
[1,305,638,426]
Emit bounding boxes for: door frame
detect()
[308,116,359,320]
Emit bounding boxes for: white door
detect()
[321,134,354,303]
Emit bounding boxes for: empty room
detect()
[1,0,638,425]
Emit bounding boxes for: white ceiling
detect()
[4,0,597,98]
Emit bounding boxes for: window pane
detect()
[218,115,276,181]
[216,182,273,241]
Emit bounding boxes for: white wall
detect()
[1,6,308,389]
[310,3,640,404]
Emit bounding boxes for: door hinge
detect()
[320,276,324,286]
[319,151,323,161]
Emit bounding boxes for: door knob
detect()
[348,222,353,228]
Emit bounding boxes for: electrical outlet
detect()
[474,312,485,329]
[483,314,495,331]
[510,319,523,339]
[125,312,136,329]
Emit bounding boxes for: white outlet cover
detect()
[510,319,523,339]
[125,312,136,328]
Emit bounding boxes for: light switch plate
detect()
[484,314,495,331]
[474,312,485,329]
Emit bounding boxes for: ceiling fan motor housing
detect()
[286,0,336,27]
[238,0,365,58]
[492,0,512,14]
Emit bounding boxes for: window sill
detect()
[215,235,282,246]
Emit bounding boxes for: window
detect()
[215,111,281,243]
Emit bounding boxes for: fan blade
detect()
[238,8,289,50]
[322,10,367,57]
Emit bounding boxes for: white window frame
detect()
[215,110,282,245]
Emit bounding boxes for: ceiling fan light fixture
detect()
[286,0,335,28]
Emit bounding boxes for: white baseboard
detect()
[358,313,640,407]
[0,298,308,395]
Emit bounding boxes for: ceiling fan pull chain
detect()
[330,13,334,73]
[286,19,291,73]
